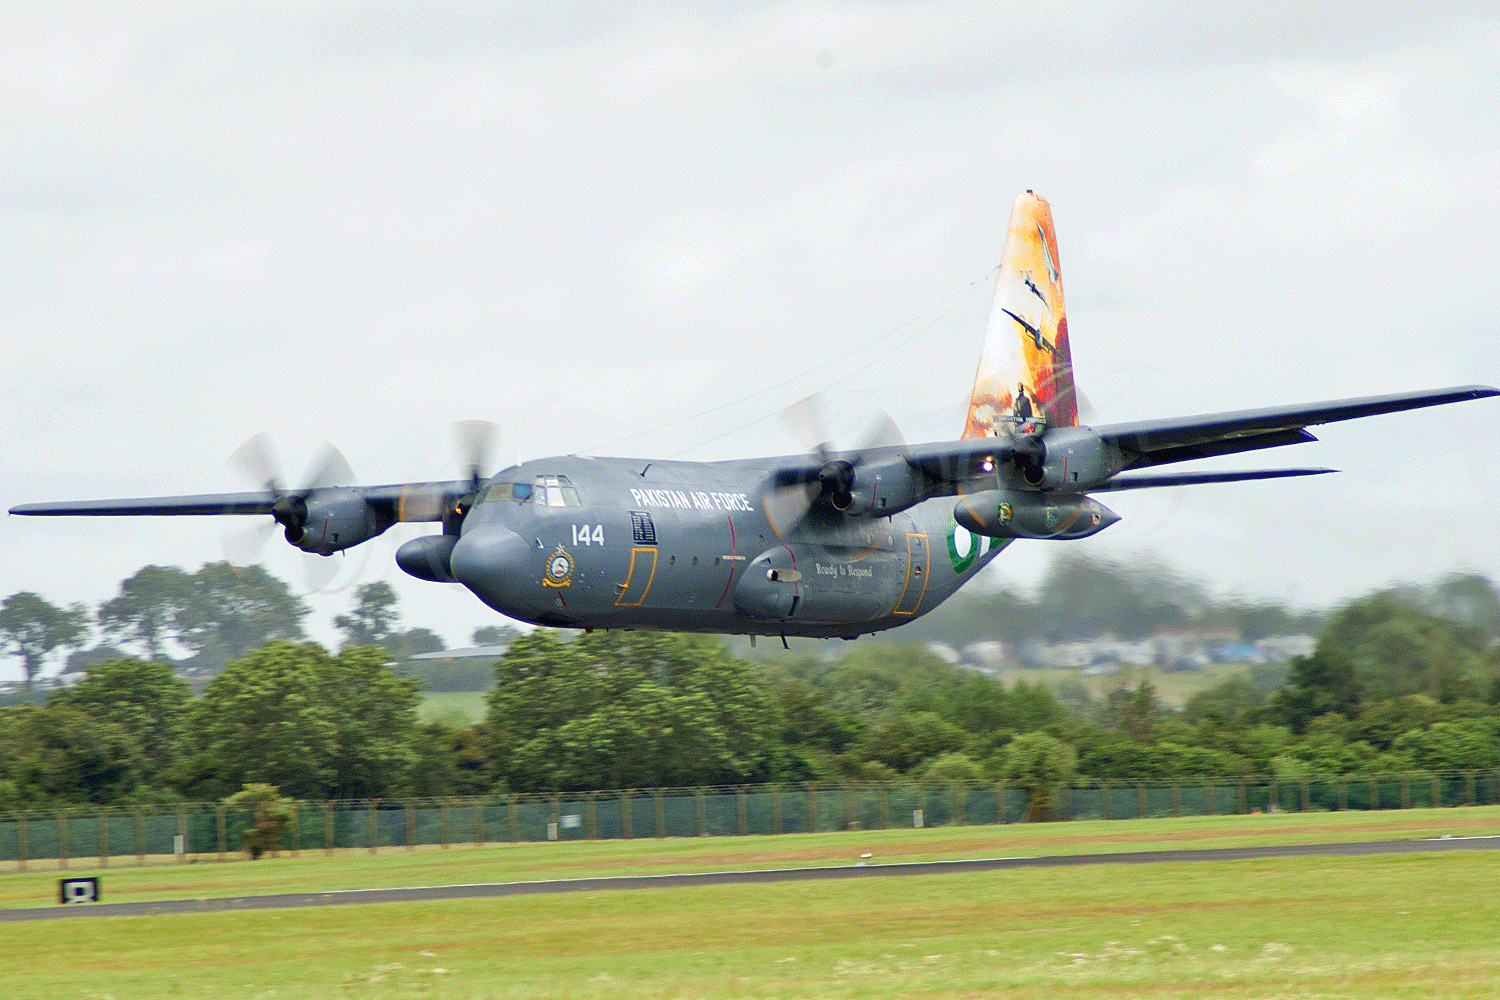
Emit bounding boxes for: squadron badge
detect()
[543,547,574,588]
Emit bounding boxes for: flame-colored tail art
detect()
[963,191,1078,439]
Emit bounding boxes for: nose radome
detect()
[449,526,536,613]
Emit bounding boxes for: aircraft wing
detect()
[9,481,471,521]
[1096,385,1497,469]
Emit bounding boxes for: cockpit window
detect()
[484,482,535,503]
[534,475,581,507]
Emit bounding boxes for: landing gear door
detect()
[892,532,929,616]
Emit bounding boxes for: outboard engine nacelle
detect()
[954,490,1119,540]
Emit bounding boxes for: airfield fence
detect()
[1,770,1497,871]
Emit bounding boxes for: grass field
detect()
[418,689,489,725]
[5,809,1500,998]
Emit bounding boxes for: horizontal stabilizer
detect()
[1092,468,1337,492]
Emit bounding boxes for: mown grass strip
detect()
[4,851,1500,998]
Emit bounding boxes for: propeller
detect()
[221,434,358,593]
[764,394,908,538]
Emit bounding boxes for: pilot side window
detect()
[484,482,534,503]
[533,475,581,507]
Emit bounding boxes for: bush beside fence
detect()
[2,770,1497,870]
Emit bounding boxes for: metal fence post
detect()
[846,783,857,830]
[405,800,416,851]
[98,806,109,868]
[695,788,707,837]
[508,795,519,843]
[807,783,818,834]
[1268,776,1278,813]
[1236,778,1246,815]
[1204,779,1214,816]
[178,805,187,863]
[17,810,26,872]
[367,799,379,855]
[1136,781,1146,819]
[621,790,633,840]
[136,806,145,865]
[216,804,226,860]
[1299,776,1310,812]
[772,784,782,835]
[1430,772,1441,808]
[1171,781,1180,818]
[586,791,597,840]
[475,797,485,847]
[879,783,889,829]
[1102,780,1111,820]
[324,801,335,855]
[440,798,450,848]
[59,809,69,870]
[1337,775,1347,811]
[737,785,748,837]
[1400,773,1411,809]
[954,782,965,826]
[1369,774,1379,810]
[1467,771,1476,806]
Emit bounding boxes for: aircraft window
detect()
[533,475,582,507]
[484,483,533,503]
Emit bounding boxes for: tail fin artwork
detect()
[962,190,1079,439]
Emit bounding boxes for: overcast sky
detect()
[3,2,1497,680]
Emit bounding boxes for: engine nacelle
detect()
[954,489,1119,540]
[1013,427,1119,489]
[283,488,391,555]
[396,533,459,582]
[828,455,925,518]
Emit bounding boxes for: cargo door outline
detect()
[615,547,658,607]
[892,533,929,616]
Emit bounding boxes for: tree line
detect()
[0,564,449,691]
[1,571,1497,812]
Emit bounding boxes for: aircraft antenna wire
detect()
[664,267,996,459]
[583,266,998,456]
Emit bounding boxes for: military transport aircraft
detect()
[11,192,1496,642]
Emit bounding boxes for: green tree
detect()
[1317,596,1485,702]
[195,641,422,799]
[857,711,969,772]
[334,582,400,649]
[0,591,89,690]
[172,563,309,671]
[96,565,193,660]
[224,783,298,859]
[50,658,191,783]
[1265,646,1363,734]
[1001,732,1077,821]
[486,631,781,791]
[0,702,143,804]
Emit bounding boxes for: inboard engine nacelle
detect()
[953,490,1119,540]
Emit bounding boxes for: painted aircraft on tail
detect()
[11,192,1496,641]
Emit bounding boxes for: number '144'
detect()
[572,524,604,546]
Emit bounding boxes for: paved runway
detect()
[5,835,1496,922]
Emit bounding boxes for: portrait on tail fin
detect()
[963,190,1079,439]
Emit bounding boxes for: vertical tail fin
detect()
[962,191,1078,439]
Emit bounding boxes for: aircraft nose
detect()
[449,526,536,612]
